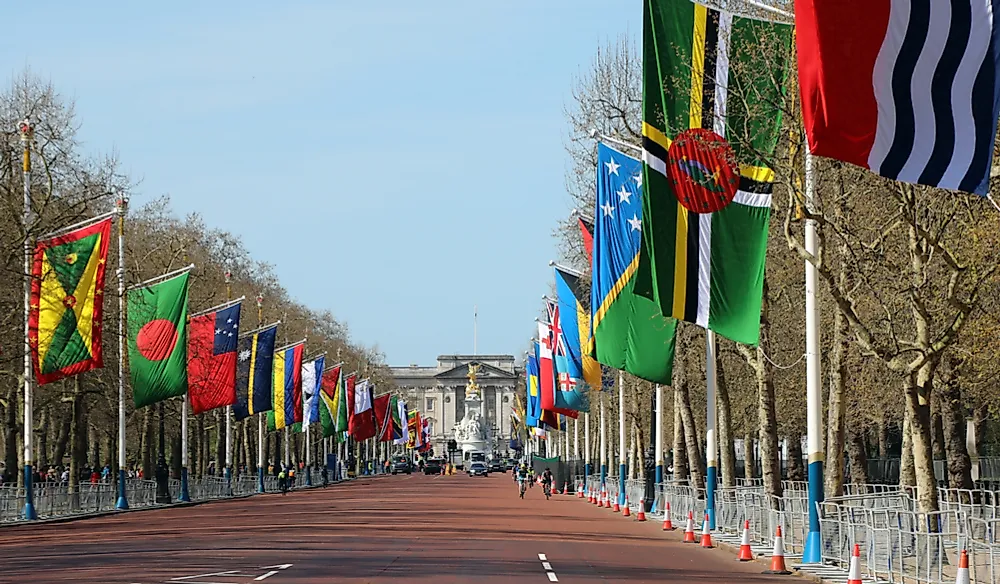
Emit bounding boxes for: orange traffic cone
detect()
[623,494,631,517]
[636,499,646,522]
[682,511,697,543]
[613,493,621,512]
[562,482,568,495]
[846,543,862,584]
[577,482,585,498]
[606,492,613,508]
[956,549,970,584]
[699,514,714,548]
[662,502,674,531]
[763,525,792,575]
[738,520,753,561]
[596,487,604,506]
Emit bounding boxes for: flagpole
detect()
[655,383,664,486]
[584,412,591,479]
[179,394,191,501]
[617,372,626,506]
[803,147,824,564]
[256,293,266,494]
[224,271,233,495]
[599,393,607,486]
[706,332,718,529]
[19,120,37,521]
[573,417,579,460]
[305,406,312,487]
[115,197,130,510]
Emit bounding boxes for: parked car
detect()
[423,459,443,475]
[488,460,504,473]
[504,460,515,471]
[468,462,489,477]
[391,458,411,475]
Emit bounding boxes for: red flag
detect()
[373,393,393,442]
[187,303,241,415]
[578,215,594,265]
[348,377,377,441]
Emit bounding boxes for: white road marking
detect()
[547,573,559,582]
[171,572,239,581]
[538,554,558,582]
[254,572,278,581]
[538,554,547,561]
[541,562,552,570]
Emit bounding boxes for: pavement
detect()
[0,473,804,583]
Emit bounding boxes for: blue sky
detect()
[9,1,640,366]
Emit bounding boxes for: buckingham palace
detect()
[389,354,521,458]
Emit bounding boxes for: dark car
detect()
[488,460,504,473]
[504,460,515,471]
[423,459,443,475]
[391,459,411,475]
[468,462,489,477]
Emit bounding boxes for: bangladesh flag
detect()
[128,271,190,408]
[634,0,792,345]
[30,217,112,385]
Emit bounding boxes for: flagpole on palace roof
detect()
[19,120,37,521]
[115,195,130,510]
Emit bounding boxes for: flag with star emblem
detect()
[554,265,602,393]
[634,0,791,345]
[187,301,242,415]
[591,144,676,383]
[29,216,112,385]
[233,323,278,421]
[128,271,190,408]
[318,364,341,438]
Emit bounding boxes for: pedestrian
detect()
[90,469,99,484]
[278,468,287,494]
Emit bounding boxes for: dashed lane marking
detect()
[537,554,558,582]
[538,554,547,561]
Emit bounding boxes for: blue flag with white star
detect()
[590,143,675,383]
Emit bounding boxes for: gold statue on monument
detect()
[465,363,481,400]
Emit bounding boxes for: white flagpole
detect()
[256,293,266,493]
[179,395,190,501]
[115,197,129,510]
[19,121,36,520]
[224,271,233,493]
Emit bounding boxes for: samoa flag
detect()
[796,0,1000,195]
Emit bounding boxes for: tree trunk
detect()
[672,387,688,485]
[677,373,705,491]
[68,378,87,509]
[825,302,849,498]
[36,406,49,472]
[89,423,100,470]
[142,407,154,479]
[215,410,225,476]
[900,409,915,487]
[787,434,805,482]
[716,358,736,488]
[931,392,946,461]
[846,426,869,485]
[52,403,71,469]
[877,419,889,459]
[937,372,973,490]
[756,347,782,502]
[242,420,253,473]
[3,385,19,483]
[907,364,940,514]
[170,432,182,480]
[744,432,756,481]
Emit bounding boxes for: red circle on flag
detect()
[666,128,740,213]
[136,319,177,361]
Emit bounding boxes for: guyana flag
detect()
[29,216,112,385]
[389,395,403,441]
[128,271,190,408]
[634,0,792,345]
[319,364,342,438]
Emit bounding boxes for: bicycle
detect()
[543,481,551,500]
[519,478,527,499]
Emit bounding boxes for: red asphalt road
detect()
[0,474,797,583]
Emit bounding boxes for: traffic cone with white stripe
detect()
[737,520,753,561]
[622,493,631,517]
[846,543,862,584]
[956,549,970,584]
[682,511,697,543]
[636,499,646,521]
[763,525,792,575]
[577,481,585,498]
[699,513,714,548]
[662,502,675,530]
[613,493,621,512]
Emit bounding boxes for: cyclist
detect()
[527,467,536,488]
[516,464,529,499]
[541,467,554,500]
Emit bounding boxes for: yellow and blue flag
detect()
[233,323,278,421]
[525,352,541,427]
[269,341,305,431]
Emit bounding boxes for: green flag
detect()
[336,373,353,433]
[128,271,190,408]
[634,0,792,346]
[319,364,342,438]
